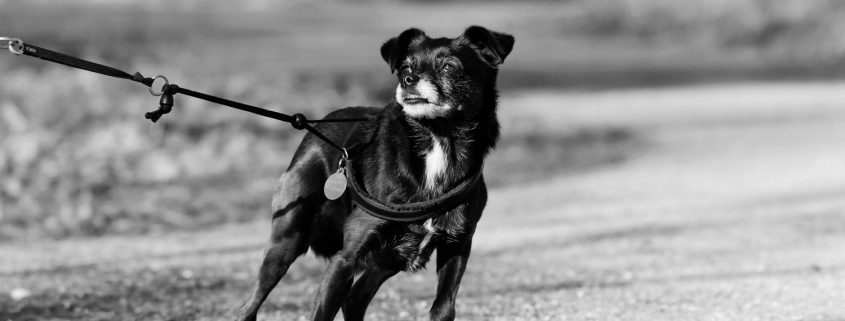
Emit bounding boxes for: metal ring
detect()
[148,75,169,96]
[1,37,24,55]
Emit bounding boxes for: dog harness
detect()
[322,124,485,223]
[344,155,484,222]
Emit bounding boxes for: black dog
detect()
[236,26,514,321]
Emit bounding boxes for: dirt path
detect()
[3,82,845,320]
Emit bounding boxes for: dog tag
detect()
[324,169,347,200]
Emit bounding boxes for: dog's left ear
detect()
[381,28,426,73]
[460,26,515,67]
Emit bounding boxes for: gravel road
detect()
[3,82,845,320]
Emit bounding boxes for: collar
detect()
[344,156,484,222]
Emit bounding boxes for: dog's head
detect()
[381,26,514,119]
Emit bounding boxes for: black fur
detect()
[236,26,514,321]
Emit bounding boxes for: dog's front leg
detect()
[311,254,356,321]
[342,267,399,321]
[430,239,473,321]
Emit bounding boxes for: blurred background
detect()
[2,0,845,320]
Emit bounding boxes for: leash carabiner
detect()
[1,37,25,55]
[336,148,349,171]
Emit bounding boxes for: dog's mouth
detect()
[396,83,451,119]
[402,95,432,105]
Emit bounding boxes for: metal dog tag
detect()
[324,168,347,200]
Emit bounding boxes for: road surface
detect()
[2,82,845,320]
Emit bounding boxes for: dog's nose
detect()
[403,74,419,86]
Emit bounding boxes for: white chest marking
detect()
[424,138,448,190]
[423,218,436,233]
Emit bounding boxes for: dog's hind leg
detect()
[310,212,380,321]
[341,268,398,321]
[309,255,355,321]
[236,172,320,321]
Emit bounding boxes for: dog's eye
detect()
[441,63,456,73]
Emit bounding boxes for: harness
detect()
[1,36,482,223]
[343,142,484,222]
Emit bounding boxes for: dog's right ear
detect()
[380,28,426,73]
[460,26,515,67]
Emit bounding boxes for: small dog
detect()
[236,26,514,321]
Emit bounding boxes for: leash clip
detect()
[145,83,177,123]
[1,37,24,55]
[336,148,348,172]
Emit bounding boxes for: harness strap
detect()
[344,151,484,222]
[9,39,147,83]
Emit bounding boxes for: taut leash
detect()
[2,36,483,222]
[0,36,365,154]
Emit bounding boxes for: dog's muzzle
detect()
[396,79,451,119]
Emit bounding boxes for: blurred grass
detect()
[1,0,844,240]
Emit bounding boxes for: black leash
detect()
[0,37,365,155]
[3,36,483,222]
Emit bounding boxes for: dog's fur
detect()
[236,26,514,321]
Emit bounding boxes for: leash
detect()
[2,36,482,222]
[0,36,364,155]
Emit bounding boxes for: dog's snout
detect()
[403,74,419,86]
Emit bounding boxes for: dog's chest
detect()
[423,139,449,190]
[374,218,441,272]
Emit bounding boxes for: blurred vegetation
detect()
[573,0,845,53]
[0,0,843,240]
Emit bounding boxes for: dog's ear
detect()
[380,28,426,73]
[460,26,515,67]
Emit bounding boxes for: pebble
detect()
[10,287,31,301]
[180,269,194,279]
